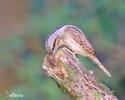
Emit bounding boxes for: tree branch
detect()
[42,47,118,100]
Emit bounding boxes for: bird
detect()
[45,25,111,77]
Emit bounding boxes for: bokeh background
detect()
[0,0,125,100]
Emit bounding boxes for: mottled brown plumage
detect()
[45,25,111,77]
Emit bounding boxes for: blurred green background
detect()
[0,0,125,100]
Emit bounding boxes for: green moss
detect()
[94,91,101,100]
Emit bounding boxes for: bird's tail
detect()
[88,55,111,77]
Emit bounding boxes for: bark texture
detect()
[42,47,118,100]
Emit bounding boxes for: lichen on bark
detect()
[42,47,118,100]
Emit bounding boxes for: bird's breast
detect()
[65,38,88,56]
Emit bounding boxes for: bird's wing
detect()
[64,25,96,56]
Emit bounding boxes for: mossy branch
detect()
[42,47,118,100]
